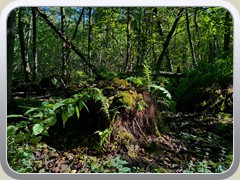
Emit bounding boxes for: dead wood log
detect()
[159,71,185,78]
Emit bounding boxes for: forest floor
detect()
[13,110,232,173]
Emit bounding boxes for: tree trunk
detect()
[186,8,197,67]
[155,7,185,73]
[88,7,92,61]
[65,8,84,77]
[18,9,31,85]
[72,8,84,40]
[166,50,174,72]
[223,11,231,59]
[194,8,201,61]
[153,7,164,40]
[61,7,68,83]
[7,10,16,105]
[32,8,38,82]
[87,8,93,76]
[125,8,131,73]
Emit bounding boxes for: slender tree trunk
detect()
[72,8,84,40]
[7,10,16,105]
[194,8,201,61]
[166,50,174,72]
[186,8,197,67]
[18,9,31,85]
[65,8,84,76]
[136,11,143,69]
[88,7,92,61]
[32,8,38,82]
[60,7,68,83]
[155,7,185,73]
[153,7,164,40]
[87,8,93,76]
[209,38,216,63]
[125,8,131,73]
[223,11,231,59]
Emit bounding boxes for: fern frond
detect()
[149,84,172,99]
[125,76,144,87]
[142,61,152,91]
[83,87,110,119]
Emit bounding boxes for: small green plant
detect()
[7,122,38,173]
[142,61,152,91]
[125,76,144,87]
[78,155,131,173]
[183,160,212,173]
[95,127,112,148]
[149,84,176,112]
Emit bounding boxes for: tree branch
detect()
[159,71,185,78]
[36,7,100,77]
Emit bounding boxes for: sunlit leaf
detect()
[33,124,44,135]
[75,106,80,119]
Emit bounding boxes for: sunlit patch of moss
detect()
[116,90,138,109]
[112,77,130,89]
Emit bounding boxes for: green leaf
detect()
[53,102,65,111]
[79,101,89,112]
[7,125,18,137]
[119,167,131,173]
[7,114,23,118]
[24,108,38,115]
[62,111,69,126]
[43,116,57,127]
[33,124,44,135]
[45,103,54,109]
[91,162,99,170]
[33,112,44,118]
[68,104,75,117]
[30,136,42,144]
[75,106,80,119]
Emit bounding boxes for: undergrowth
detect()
[7,63,233,173]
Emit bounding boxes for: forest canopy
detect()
[7,7,233,173]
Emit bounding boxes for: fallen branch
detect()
[159,71,185,78]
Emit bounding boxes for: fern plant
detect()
[149,84,176,112]
[125,76,144,87]
[142,60,152,91]
[82,87,110,119]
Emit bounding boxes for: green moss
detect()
[114,128,134,146]
[116,90,138,109]
[112,77,130,89]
